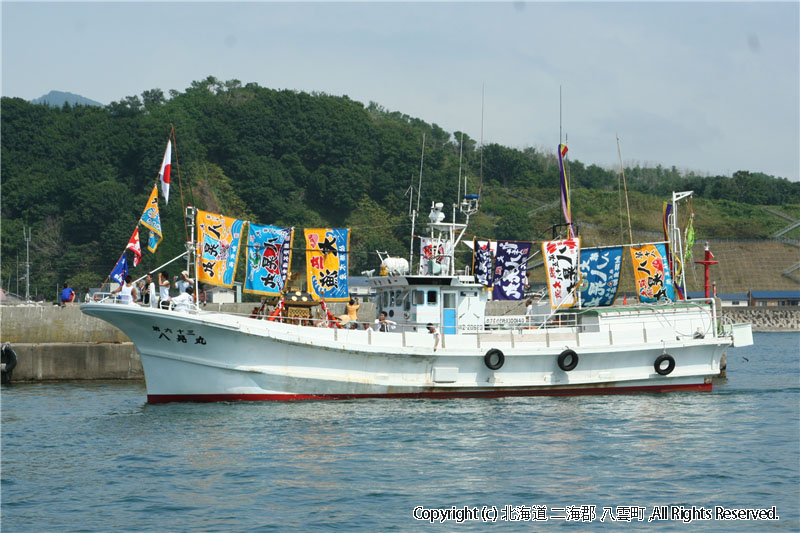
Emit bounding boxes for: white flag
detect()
[159,139,172,205]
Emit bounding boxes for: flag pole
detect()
[170,124,190,243]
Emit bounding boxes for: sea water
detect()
[2,332,798,531]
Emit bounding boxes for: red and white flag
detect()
[159,139,172,205]
[126,227,142,267]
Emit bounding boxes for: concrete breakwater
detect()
[722,307,800,332]
[1,303,796,382]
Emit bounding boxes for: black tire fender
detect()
[1,343,17,373]
[654,354,676,376]
[484,349,504,370]
[557,349,579,371]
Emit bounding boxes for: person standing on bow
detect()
[146,273,157,309]
[174,270,194,295]
[112,275,138,305]
[158,271,171,309]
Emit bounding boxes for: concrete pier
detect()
[10,343,142,381]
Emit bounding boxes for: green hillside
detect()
[2,76,798,299]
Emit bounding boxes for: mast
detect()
[670,191,693,298]
[478,84,484,198]
[616,134,634,245]
[409,133,426,272]
[457,131,464,207]
[186,205,197,300]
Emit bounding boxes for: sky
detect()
[2,1,799,181]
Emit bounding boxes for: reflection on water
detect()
[1,333,798,531]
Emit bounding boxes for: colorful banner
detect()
[579,246,622,307]
[419,237,452,275]
[472,237,494,287]
[196,210,244,288]
[244,224,293,296]
[543,238,581,308]
[305,228,349,301]
[492,240,531,301]
[631,243,675,303]
[139,185,162,253]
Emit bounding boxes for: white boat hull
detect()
[81,301,735,402]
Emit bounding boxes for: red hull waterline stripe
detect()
[148,382,712,404]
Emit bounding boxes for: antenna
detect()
[479,84,484,197]
[616,134,634,245]
[409,133,426,270]
[416,133,425,214]
[559,85,562,145]
[457,131,464,208]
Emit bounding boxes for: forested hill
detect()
[2,76,799,298]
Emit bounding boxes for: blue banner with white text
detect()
[579,246,623,307]
[244,224,293,296]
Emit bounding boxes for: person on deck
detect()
[147,273,157,309]
[60,285,75,306]
[112,275,137,305]
[174,270,195,294]
[525,298,535,328]
[168,286,194,313]
[158,271,171,309]
[346,296,360,329]
[373,311,397,332]
[137,280,146,304]
[427,323,440,351]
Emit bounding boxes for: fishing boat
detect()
[81,139,753,403]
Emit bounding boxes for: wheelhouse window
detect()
[413,290,425,305]
[427,290,438,305]
[398,291,410,311]
[443,293,456,308]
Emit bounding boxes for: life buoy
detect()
[484,349,504,370]
[654,354,675,376]
[557,349,579,371]
[1,343,18,384]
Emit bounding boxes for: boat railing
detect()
[88,292,204,314]
[483,312,579,332]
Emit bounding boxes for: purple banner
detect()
[492,240,531,300]
[473,238,494,287]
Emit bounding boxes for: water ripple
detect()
[1,333,798,531]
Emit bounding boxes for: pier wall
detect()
[1,303,796,382]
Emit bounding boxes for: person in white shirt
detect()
[174,270,195,294]
[168,286,194,313]
[112,275,137,305]
[427,323,440,351]
[147,273,157,309]
[525,298,535,327]
[158,271,170,309]
[373,311,397,332]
